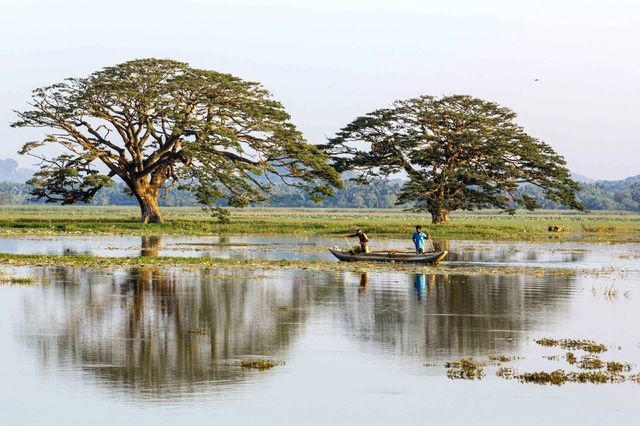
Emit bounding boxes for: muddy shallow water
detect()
[1,241,640,425]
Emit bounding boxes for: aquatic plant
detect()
[517,369,627,385]
[565,352,577,365]
[187,328,208,335]
[606,361,632,373]
[488,354,514,363]
[496,367,517,379]
[0,275,36,285]
[445,358,485,380]
[240,359,285,371]
[578,356,604,370]
[519,370,569,386]
[534,338,607,353]
[535,338,558,347]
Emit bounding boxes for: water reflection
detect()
[18,266,576,399]
[0,236,617,267]
[20,267,316,399]
[413,274,436,302]
[332,271,575,357]
[140,236,162,257]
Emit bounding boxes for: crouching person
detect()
[345,229,370,254]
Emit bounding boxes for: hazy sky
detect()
[1,0,638,180]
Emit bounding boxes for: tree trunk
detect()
[139,193,163,224]
[430,208,449,224]
[130,177,164,224]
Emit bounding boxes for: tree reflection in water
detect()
[140,236,162,257]
[20,266,575,399]
[20,267,317,399]
[335,270,575,357]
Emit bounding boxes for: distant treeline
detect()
[1,177,639,211]
[0,179,403,209]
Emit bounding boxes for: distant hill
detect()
[596,174,640,190]
[570,173,596,184]
[0,159,34,183]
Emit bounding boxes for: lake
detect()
[0,238,639,425]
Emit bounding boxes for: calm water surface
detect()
[1,240,639,425]
[0,235,638,268]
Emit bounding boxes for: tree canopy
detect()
[323,95,583,223]
[12,58,341,222]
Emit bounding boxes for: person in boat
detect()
[344,229,370,254]
[412,225,429,254]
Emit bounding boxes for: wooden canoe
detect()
[329,248,448,265]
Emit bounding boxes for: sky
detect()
[1,0,638,180]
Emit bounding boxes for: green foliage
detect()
[324,95,584,222]
[13,58,341,222]
[209,207,231,224]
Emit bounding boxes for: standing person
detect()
[412,225,429,254]
[345,229,369,254]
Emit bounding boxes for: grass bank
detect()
[0,205,638,242]
[0,252,595,276]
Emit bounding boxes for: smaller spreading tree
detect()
[323,95,583,223]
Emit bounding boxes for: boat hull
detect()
[329,249,448,265]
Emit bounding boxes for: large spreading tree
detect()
[12,59,341,223]
[323,95,583,223]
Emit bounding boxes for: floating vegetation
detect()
[0,253,633,279]
[565,352,577,365]
[496,367,517,379]
[488,354,514,363]
[629,374,640,384]
[606,361,632,373]
[578,356,604,370]
[519,370,569,386]
[445,358,485,380]
[187,328,208,335]
[535,338,558,347]
[517,369,628,385]
[535,338,608,353]
[572,371,625,384]
[0,273,37,285]
[240,359,285,371]
[270,306,291,312]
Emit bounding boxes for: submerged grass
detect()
[445,358,485,380]
[496,367,517,379]
[535,338,608,353]
[240,359,285,371]
[517,370,628,385]
[0,206,639,242]
[0,253,610,277]
[0,271,38,285]
[578,356,604,370]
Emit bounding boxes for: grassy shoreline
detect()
[0,206,638,242]
[0,252,605,276]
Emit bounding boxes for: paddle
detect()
[343,236,353,252]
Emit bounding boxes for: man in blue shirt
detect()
[412,225,429,254]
